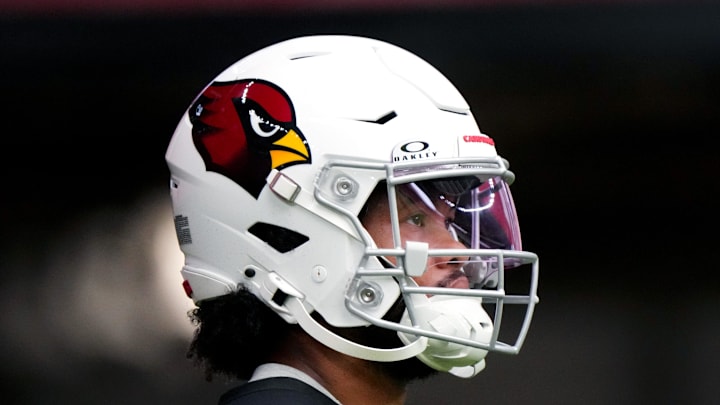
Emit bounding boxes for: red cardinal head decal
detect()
[189,79,312,199]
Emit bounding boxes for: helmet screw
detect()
[312,265,327,282]
[359,286,377,304]
[244,268,256,278]
[335,177,354,196]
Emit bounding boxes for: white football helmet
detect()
[166,35,539,378]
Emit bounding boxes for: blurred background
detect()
[2,0,719,404]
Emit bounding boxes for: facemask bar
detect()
[393,250,539,353]
[313,156,539,356]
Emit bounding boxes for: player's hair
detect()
[186,286,292,381]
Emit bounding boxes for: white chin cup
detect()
[398,295,494,378]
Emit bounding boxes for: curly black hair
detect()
[186,285,437,385]
[186,286,292,381]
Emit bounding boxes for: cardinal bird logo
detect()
[189,79,312,199]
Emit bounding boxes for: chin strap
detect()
[285,296,428,362]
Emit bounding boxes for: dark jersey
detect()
[219,377,337,405]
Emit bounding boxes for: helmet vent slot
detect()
[248,222,309,253]
[438,107,469,115]
[289,51,331,60]
[359,111,397,125]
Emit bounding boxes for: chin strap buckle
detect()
[260,272,304,322]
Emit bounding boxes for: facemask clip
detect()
[404,241,429,277]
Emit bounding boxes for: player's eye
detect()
[406,213,426,227]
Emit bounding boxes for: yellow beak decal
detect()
[270,129,311,169]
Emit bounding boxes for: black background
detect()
[2,2,719,404]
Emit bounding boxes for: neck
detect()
[271,327,408,405]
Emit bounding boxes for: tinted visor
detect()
[414,176,521,251]
[393,176,523,287]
